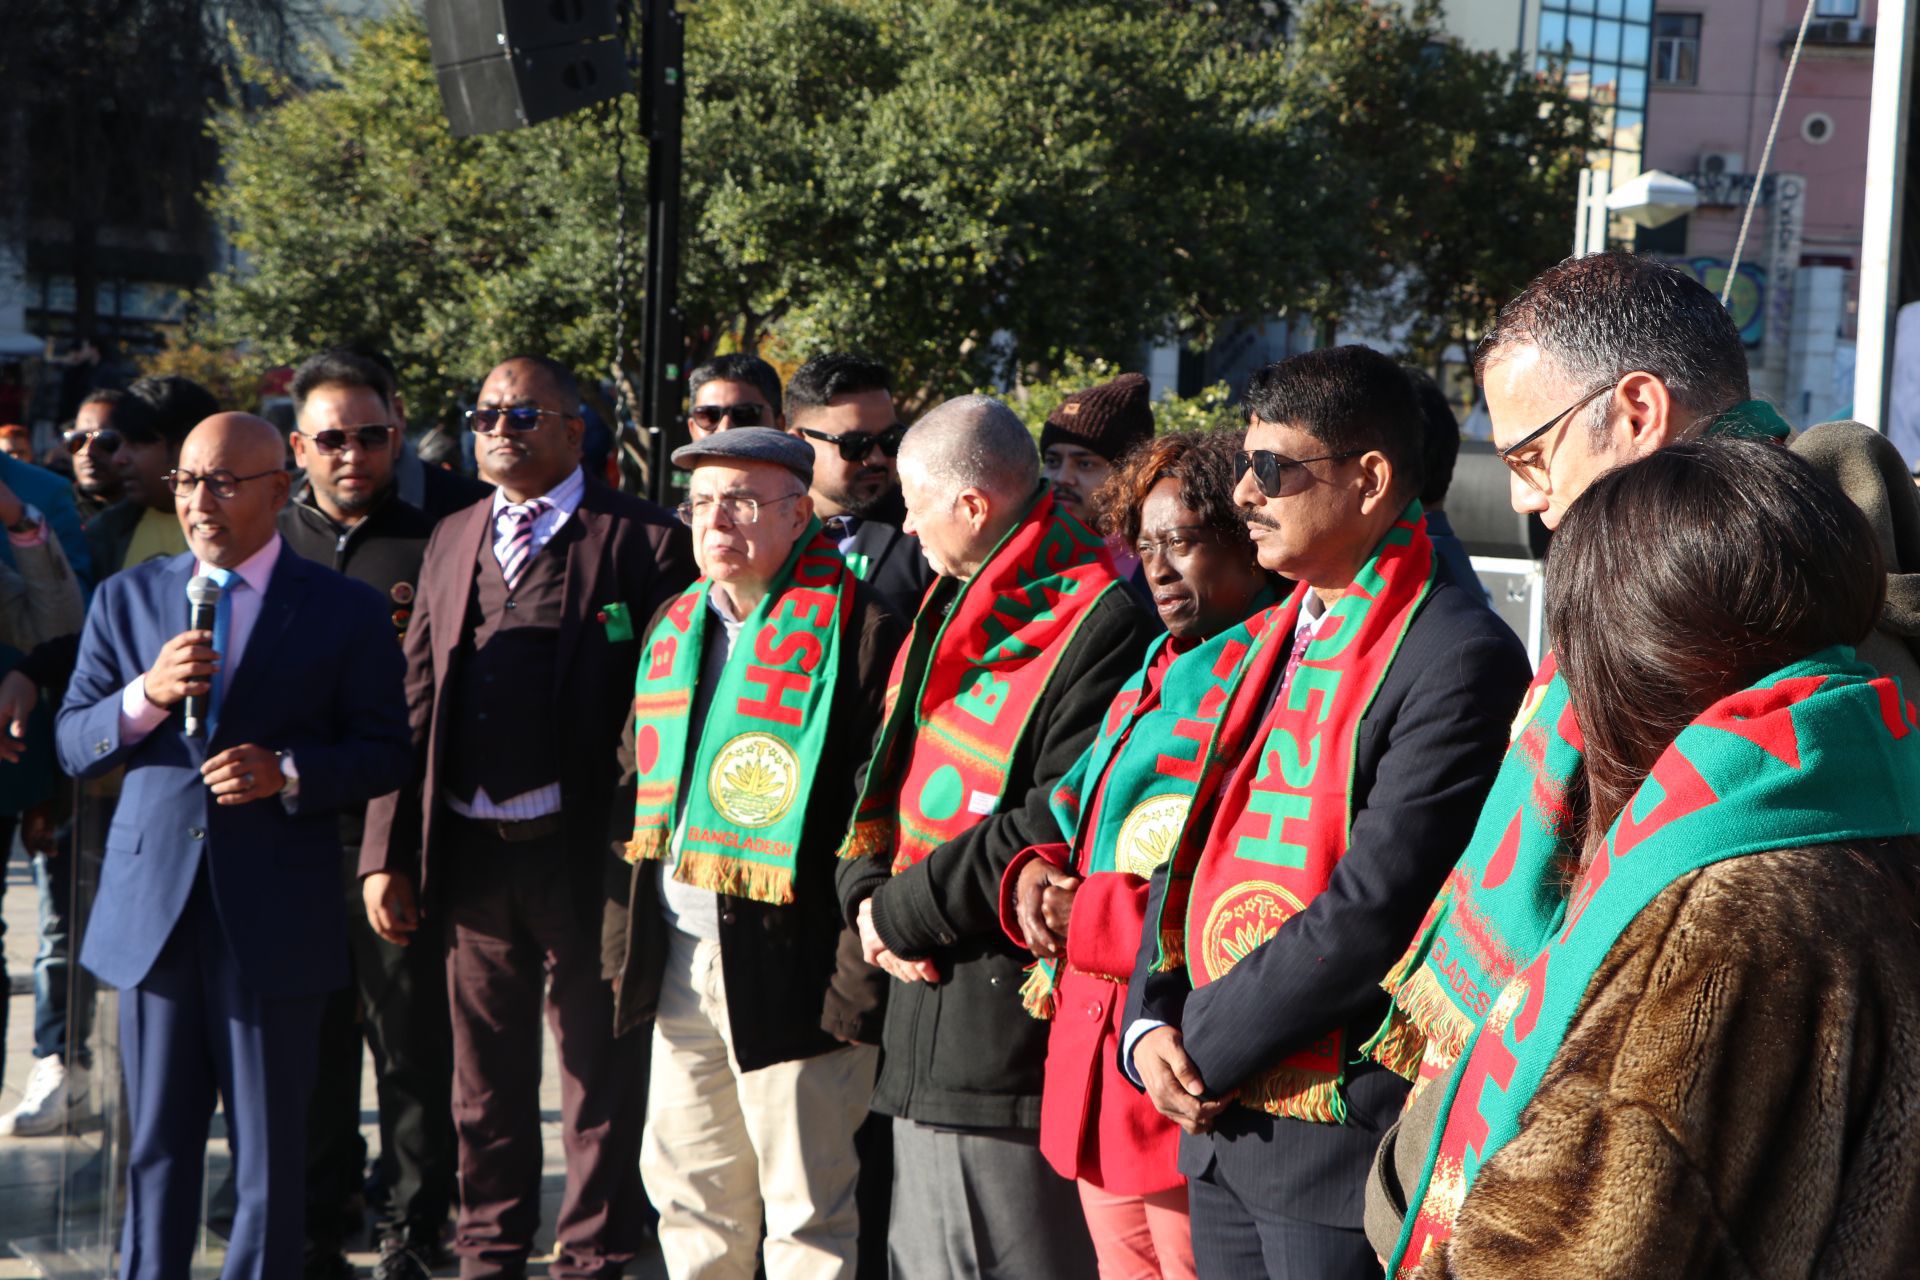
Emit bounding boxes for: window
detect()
[1654,13,1700,85]
[1815,0,1860,16]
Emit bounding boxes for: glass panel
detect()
[1625,0,1653,18]
[1566,0,1596,13]
[1596,17,1623,61]
[1541,10,1569,53]
[1597,0,1624,15]
[1568,15,1595,56]
[1815,0,1860,15]
[1622,66,1649,105]
[1620,23,1650,67]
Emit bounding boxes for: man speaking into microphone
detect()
[57,413,411,1280]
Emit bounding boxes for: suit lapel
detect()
[211,550,308,747]
[555,487,609,698]
[442,500,492,673]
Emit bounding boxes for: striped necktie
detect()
[495,498,552,590]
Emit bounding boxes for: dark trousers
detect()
[444,821,647,1279]
[117,871,325,1280]
[308,845,457,1248]
[1187,1160,1381,1280]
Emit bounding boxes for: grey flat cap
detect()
[671,426,814,485]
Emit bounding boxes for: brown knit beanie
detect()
[1040,372,1155,463]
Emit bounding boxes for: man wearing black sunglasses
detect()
[785,353,932,623]
[278,348,458,1280]
[687,353,785,442]
[68,390,143,522]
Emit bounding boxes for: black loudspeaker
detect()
[423,0,632,137]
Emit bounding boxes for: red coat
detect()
[1000,845,1183,1195]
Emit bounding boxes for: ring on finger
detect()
[243,772,255,787]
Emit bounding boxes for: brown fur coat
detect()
[1371,839,1920,1278]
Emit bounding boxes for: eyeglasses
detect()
[1235,448,1361,500]
[299,425,392,455]
[1497,383,1616,494]
[689,402,769,429]
[1134,527,1219,565]
[64,428,123,455]
[675,493,802,527]
[795,423,907,462]
[165,469,281,500]
[466,405,573,435]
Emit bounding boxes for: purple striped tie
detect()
[496,498,551,589]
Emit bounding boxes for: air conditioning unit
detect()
[1698,150,1744,177]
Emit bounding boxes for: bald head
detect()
[898,395,1038,503]
[897,396,1040,580]
[176,412,292,569]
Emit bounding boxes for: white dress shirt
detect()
[449,465,589,822]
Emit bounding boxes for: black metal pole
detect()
[638,0,685,508]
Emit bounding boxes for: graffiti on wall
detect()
[1667,258,1767,348]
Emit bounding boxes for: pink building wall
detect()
[1646,1,1874,287]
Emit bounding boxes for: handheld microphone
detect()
[183,575,220,738]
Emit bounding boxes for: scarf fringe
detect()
[624,826,670,866]
[1239,1067,1349,1125]
[1152,930,1185,973]
[672,851,796,907]
[1019,963,1056,1020]
[1362,1008,1428,1082]
[1389,964,1476,1064]
[837,816,894,862]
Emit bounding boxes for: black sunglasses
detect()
[795,423,907,462]
[690,402,769,428]
[466,405,574,434]
[300,424,392,455]
[64,428,124,455]
[1235,448,1361,499]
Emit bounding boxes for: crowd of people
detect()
[0,246,1915,1280]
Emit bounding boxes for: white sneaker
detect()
[0,1056,88,1137]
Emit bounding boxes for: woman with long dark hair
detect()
[1369,438,1920,1277]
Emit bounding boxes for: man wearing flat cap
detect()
[604,427,903,1280]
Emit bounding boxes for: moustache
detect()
[1242,510,1280,531]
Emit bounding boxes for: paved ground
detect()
[0,852,668,1278]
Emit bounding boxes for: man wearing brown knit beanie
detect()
[1039,372,1155,522]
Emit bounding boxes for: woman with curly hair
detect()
[999,427,1281,1279]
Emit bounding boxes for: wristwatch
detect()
[275,749,299,798]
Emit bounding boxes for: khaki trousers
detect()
[642,928,878,1280]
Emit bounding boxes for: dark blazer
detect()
[1122,567,1530,1229]
[603,578,904,1069]
[57,548,411,998]
[838,583,1158,1131]
[844,491,934,622]
[360,477,696,930]
[83,498,147,583]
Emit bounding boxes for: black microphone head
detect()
[186,575,221,608]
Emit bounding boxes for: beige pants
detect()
[642,928,878,1280]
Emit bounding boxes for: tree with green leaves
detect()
[196,0,1593,418]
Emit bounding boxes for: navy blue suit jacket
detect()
[57,547,410,999]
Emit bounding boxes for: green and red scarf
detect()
[1367,399,1798,1091]
[625,519,851,905]
[1023,584,1281,1016]
[1156,502,1435,1123]
[839,489,1120,872]
[1386,651,1920,1277]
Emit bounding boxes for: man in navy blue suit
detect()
[56,413,411,1279]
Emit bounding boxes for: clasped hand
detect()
[1134,1025,1235,1135]
[857,897,940,984]
[1012,855,1079,959]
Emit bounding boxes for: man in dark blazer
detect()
[57,413,411,1280]
[1121,348,1530,1279]
[361,355,696,1280]
[782,353,933,621]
